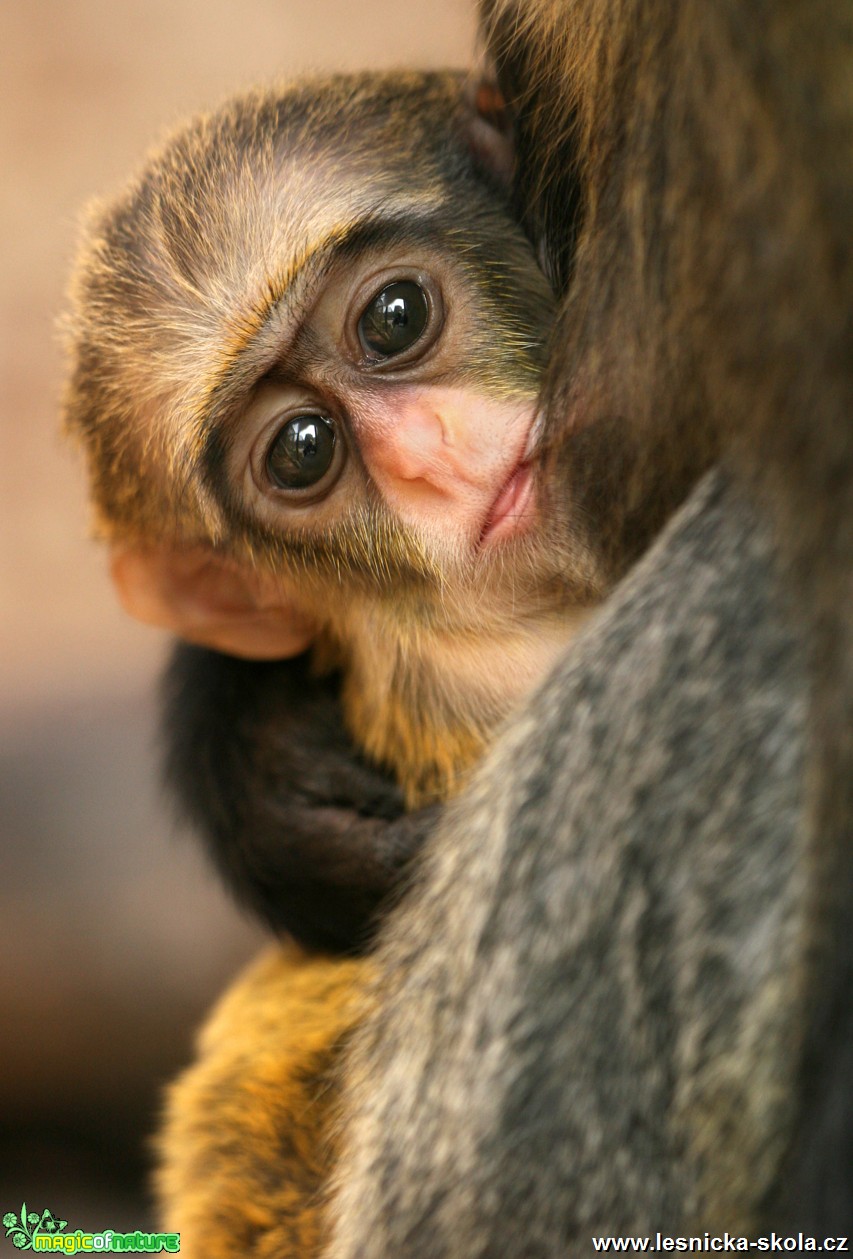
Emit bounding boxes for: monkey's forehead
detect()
[83,74,468,308]
[99,143,447,376]
[90,70,471,287]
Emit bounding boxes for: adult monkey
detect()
[325,0,853,1249]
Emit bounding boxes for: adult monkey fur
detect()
[321,0,853,1249]
[63,71,605,1255]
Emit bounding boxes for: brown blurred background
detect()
[0,0,475,1229]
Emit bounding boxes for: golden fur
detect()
[156,946,371,1257]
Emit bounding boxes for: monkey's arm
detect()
[163,644,440,955]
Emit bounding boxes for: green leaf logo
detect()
[3,1204,68,1251]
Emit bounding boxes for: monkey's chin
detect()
[478,462,536,548]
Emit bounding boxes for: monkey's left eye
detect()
[358,281,430,359]
[265,414,338,492]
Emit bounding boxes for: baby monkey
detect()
[64,71,597,1255]
[68,70,601,950]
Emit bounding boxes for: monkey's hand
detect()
[162,643,440,955]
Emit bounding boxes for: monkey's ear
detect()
[463,79,515,188]
[109,545,317,660]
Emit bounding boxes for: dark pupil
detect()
[266,415,335,490]
[359,281,429,357]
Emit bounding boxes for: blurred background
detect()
[0,0,475,1229]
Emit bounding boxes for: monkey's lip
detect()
[479,461,536,548]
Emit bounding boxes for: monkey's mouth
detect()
[479,461,536,548]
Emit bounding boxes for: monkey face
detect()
[224,239,547,602]
[66,74,588,632]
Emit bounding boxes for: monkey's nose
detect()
[361,401,482,499]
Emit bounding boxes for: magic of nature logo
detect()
[3,1206,179,1254]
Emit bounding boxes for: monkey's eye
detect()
[265,414,337,491]
[358,281,430,359]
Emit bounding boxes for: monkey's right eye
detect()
[358,281,431,360]
[265,415,338,492]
